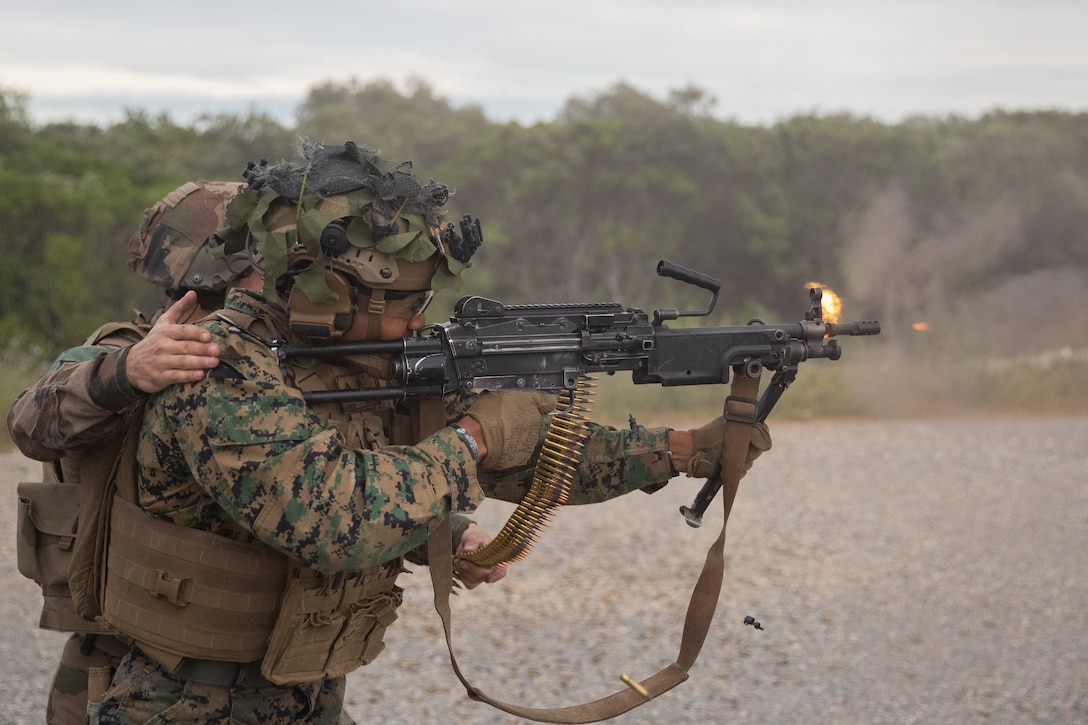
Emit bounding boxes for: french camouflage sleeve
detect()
[477,419,675,505]
[6,332,146,461]
[136,312,484,576]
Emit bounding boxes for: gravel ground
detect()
[2,415,1086,724]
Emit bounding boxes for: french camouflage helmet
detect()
[222,140,482,340]
[128,180,253,306]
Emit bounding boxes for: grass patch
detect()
[0,341,49,452]
[971,358,1088,415]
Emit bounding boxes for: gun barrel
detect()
[825,320,881,336]
[281,340,407,358]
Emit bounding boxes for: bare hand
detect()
[126,292,221,394]
[454,522,508,589]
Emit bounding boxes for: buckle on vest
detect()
[151,569,189,607]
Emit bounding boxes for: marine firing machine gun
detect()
[282,259,881,531]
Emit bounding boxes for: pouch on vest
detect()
[16,482,78,591]
[261,562,403,685]
[15,481,107,632]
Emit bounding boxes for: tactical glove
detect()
[465,390,557,470]
[687,419,772,479]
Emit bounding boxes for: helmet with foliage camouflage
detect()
[128,180,253,306]
[222,140,482,340]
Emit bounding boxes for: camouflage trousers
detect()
[48,633,127,725]
[91,648,353,724]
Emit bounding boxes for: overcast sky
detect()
[2,1,1086,128]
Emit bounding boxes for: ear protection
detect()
[286,268,356,340]
[283,217,438,341]
[283,219,360,340]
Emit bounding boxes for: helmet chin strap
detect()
[365,289,386,341]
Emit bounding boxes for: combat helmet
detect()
[128,180,254,308]
[222,140,482,341]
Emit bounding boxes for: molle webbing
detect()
[260,563,404,685]
[288,356,404,450]
[103,497,287,662]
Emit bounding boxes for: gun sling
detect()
[427,372,760,723]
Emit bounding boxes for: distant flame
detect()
[803,281,842,324]
[913,321,930,332]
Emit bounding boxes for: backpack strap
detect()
[84,320,149,347]
[427,372,760,722]
[68,404,146,621]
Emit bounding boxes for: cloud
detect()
[3,1,1088,127]
[1,65,304,100]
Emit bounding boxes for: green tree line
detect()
[3,78,1088,419]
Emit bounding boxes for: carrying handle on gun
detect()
[656,259,721,294]
[427,372,760,723]
[654,259,721,323]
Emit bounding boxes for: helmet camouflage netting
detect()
[222,140,477,303]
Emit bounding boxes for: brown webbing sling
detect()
[427,373,760,723]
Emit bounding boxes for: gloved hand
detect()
[687,419,772,479]
[464,390,557,470]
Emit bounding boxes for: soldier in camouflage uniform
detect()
[92,141,770,724]
[9,180,251,460]
[7,180,260,724]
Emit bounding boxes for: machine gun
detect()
[280,259,880,527]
